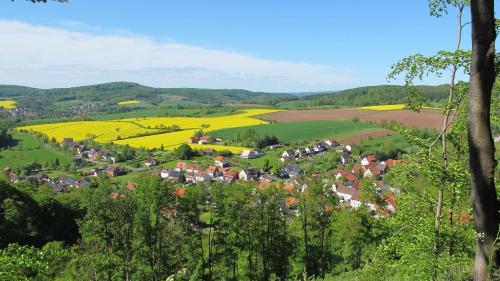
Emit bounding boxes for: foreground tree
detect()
[468,0,499,279]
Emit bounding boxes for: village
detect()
[3,133,402,216]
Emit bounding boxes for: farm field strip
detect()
[210,120,386,144]
[0,100,17,109]
[17,109,280,150]
[259,108,444,130]
[357,104,436,110]
[118,100,141,105]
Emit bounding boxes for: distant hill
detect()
[0,82,294,105]
[302,85,450,107]
[0,82,454,110]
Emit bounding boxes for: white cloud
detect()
[0,19,357,92]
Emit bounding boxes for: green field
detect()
[0,133,72,169]
[210,120,381,144]
[351,134,416,159]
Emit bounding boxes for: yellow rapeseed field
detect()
[17,109,279,151]
[357,104,407,110]
[118,100,141,105]
[18,121,158,142]
[0,100,17,109]
[357,104,436,110]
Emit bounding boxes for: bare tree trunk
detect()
[433,7,465,278]
[469,0,499,279]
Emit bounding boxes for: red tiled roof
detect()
[187,163,203,171]
[126,182,137,191]
[335,169,358,181]
[175,187,186,198]
[366,163,381,175]
[224,171,239,178]
[284,182,295,192]
[352,164,363,175]
[385,159,406,168]
[176,161,187,169]
[207,166,218,173]
[214,156,225,162]
[285,196,299,207]
[335,184,360,201]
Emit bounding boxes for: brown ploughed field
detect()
[259,108,443,130]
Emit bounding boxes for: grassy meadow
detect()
[209,120,382,144]
[0,133,72,169]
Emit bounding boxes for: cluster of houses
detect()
[279,139,352,163]
[331,155,403,213]
[4,166,92,192]
[188,135,223,145]
[157,155,303,185]
[60,138,120,167]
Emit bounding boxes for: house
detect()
[332,183,362,209]
[73,156,85,168]
[204,148,215,156]
[363,163,382,179]
[282,164,303,178]
[285,196,299,209]
[305,147,315,154]
[383,159,406,169]
[88,149,102,161]
[187,163,203,174]
[214,156,228,167]
[76,144,87,155]
[283,182,296,193]
[9,172,19,183]
[3,166,12,175]
[107,166,124,177]
[341,151,352,165]
[75,179,91,188]
[223,171,239,183]
[206,166,221,177]
[198,136,212,145]
[61,137,74,147]
[345,145,353,152]
[260,174,276,182]
[334,169,358,183]
[175,161,188,171]
[295,148,308,158]
[188,137,199,144]
[280,150,295,162]
[51,175,76,189]
[160,169,182,179]
[312,143,325,153]
[175,187,186,198]
[239,168,260,181]
[144,156,157,167]
[361,155,377,166]
[241,149,258,159]
[32,172,49,185]
[324,139,338,147]
[269,144,283,150]
[195,171,211,183]
[101,152,117,163]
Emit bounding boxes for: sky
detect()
[0,0,491,92]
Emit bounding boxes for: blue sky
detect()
[0,0,489,92]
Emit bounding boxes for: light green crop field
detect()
[210,120,382,144]
[0,133,72,169]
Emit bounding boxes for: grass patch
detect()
[0,133,72,169]
[210,120,380,144]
